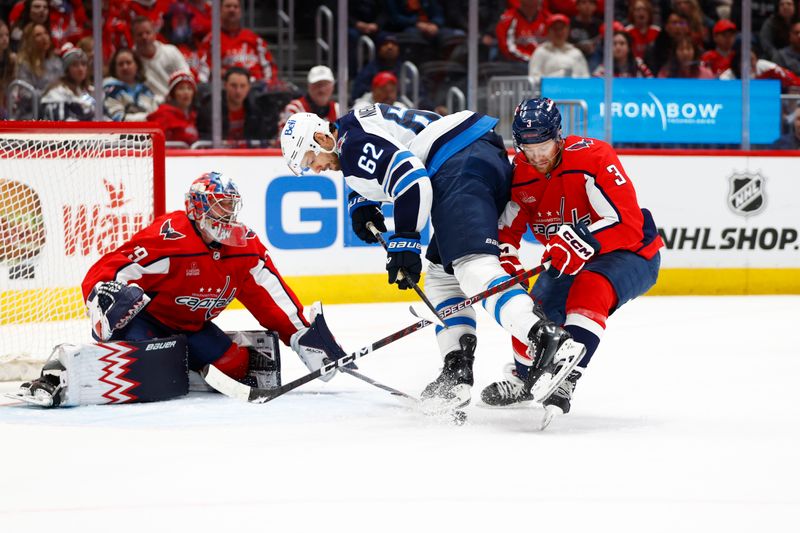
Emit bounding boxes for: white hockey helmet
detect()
[280,112,335,176]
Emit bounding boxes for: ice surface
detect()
[2,296,799,532]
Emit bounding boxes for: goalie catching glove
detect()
[290,308,349,382]
[542,223,601,278]
[87,281,150,341]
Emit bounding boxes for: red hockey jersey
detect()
[496,7,550,62]
[81,211,309,344]
[200,28,278,84]
[499,136,663,260]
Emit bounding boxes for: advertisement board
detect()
[541,78,781,144]
[165,151,800,297]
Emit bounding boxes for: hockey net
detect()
[0,122,165,381]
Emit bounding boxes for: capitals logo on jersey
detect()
[160,219,185,240]
[174,275,236,320]
[565,139,594,151]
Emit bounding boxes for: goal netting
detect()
[0,123,164,381]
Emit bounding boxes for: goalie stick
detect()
[201,264,546,404]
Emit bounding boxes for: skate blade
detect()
[420,384,470,416]
[539,404,563,431]
[3,392,53,407]
[531,339,585,403]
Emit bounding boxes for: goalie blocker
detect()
[9,331,282,407]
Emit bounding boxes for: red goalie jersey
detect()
[81,211,308,344]
[499,136,663,259]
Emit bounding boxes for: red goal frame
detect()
[0,121,166,217]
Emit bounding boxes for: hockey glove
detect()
[87,281,150,341]
[499,243,529,290]
[349,193,386,244]
[542,223,601,278]
[290,311,349,382]
[386,232,422,290]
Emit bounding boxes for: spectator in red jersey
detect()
[47,0,86,49]
[625,0,660,59]
[9,0,86,50]
[132,16,191,102]
[41,42,95,121]
[162,0,211,47]
[569,0,601,59]
[9,0,49,51]
[16,22,61,93]
[721,42,800,93]
[128,0,170,35]
[278,65,340,133]
[592,29,654,78]
[657,35,714,78]
[197,66,272,145]
[101,0,134,65]
[147,70,199,146]
[700,19,737,76]
[496,0,549,63]
[200,0,281,89]
[759,0,799,62]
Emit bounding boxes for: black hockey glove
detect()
[87,281,150,341]
[386,232,422,290]
[349,193,386,244]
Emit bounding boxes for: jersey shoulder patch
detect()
[160,218,186,241]
[564,138,595,152]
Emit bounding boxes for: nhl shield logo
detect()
[727,171,766,216]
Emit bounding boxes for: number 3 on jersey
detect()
[606,164,627,185]
[358,143,384,174]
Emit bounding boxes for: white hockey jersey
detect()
[335,104,497,234]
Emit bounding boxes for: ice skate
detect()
[480,363,534,406]
[540,368,583,430]
[420,334,475,415]
[5,358,66,408]
[526,318,585,403]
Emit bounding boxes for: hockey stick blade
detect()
[204,265,545,404]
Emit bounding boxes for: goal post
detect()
[0,122,165,381]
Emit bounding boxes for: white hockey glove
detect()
[87,281,150,341]
[289,310,349,382]
[542,223,601,278]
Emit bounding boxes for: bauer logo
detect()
[728,171,766,217]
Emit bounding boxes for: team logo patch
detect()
[336,131,348,153]
[185,261,200,277]
[160,219,185,240]
[565,139,594,151]
[728,171,766,217]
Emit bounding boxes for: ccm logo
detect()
[563,229,594,259]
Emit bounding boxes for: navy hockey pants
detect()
[109,311,232,372]
[425,131,512,271]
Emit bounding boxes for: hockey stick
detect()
[201,264,545,404]
[340,367,417,401]
[366,221,446,328]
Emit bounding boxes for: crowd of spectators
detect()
[0,0,798,148]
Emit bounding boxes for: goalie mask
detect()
[185,172,247,246]
[280,112,336,175]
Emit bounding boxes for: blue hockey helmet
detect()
[512,98,562,148]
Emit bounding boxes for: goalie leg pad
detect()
[53,336,188,406]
